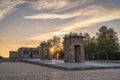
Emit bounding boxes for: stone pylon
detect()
[63,33,85,63]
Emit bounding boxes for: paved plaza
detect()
[0,62,120,80]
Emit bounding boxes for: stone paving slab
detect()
[22,59,120,71]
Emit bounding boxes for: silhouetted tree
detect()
[40,36,63,59]
[49,36,62,58]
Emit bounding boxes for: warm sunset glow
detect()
[50,48,54,55]
[0,0,120,58]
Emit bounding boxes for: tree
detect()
[96,26,119,60]
[84,33,98,60]
[40,41,47,46]
[89,37,98,59]
[84,33,91,59]
[50,36,62,58]
[40,36,63,59]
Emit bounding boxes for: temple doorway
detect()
[74,45,81,62]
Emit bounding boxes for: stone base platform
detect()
[22,59,120,71]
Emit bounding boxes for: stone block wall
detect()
[64,35,85,63]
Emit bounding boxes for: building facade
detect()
[9,47,41,58]
[9,51,20,58]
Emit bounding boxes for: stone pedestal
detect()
[64,34,85,63]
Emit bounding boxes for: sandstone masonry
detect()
[64,33,85,63]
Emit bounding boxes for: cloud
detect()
[30,0,90,11]
[26,5,120,40]
[30,0,68,11]
[24,13,80,19]
[24,5,112,20]
[55,5,120,31]
[26,31,67,41]
[0,0,26,20]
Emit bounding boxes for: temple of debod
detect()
[10,33,85,63]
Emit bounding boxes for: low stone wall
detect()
[1,58,23,62]
[22,59,120,71]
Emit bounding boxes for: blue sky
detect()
[0,0,120,57]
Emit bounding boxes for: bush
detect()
[109,52,120,60]
[94,52,120,60]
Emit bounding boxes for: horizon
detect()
[0,0,120,58]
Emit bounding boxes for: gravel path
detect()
[0,62,120,80]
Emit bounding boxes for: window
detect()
[37,50,39,55]
[23,50,26,54]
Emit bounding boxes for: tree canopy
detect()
[40,36,63,59]
[85,26,119,60]
[96,26,119,60]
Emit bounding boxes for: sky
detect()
[0,0,120,58]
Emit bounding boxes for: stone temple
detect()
[64,33,85,63]
[10,33,85,63]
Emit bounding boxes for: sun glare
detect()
[50,48,54,55]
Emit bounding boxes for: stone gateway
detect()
[64,33,85,63]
